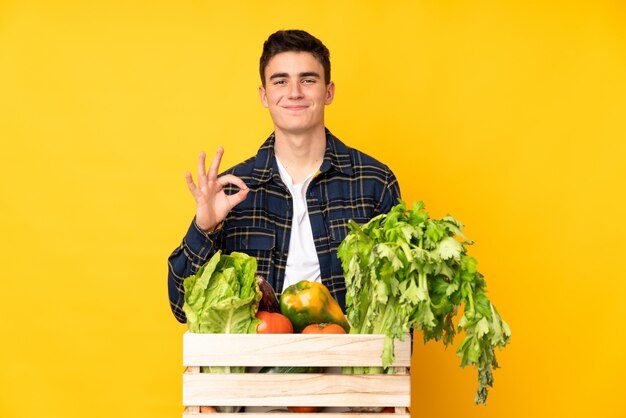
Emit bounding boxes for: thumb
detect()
[228,187,250,209]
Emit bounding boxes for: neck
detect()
[274,127,326,184]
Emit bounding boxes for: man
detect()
[168,29,400,323]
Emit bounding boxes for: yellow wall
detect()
[1,1,625,417]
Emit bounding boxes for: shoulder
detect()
[328,132,396,180]
[349,146,393,172]
[326,132,401,214]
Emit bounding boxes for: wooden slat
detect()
[183,332,411,367]
[393,367,409,415]
[183,373,410,407]
[183,412,410,418]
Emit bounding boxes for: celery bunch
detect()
[338,200,511,404]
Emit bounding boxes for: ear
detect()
[325,81,335,105]
[259,85,269,108]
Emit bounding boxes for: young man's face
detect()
[259,51,334,136]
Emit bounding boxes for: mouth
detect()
[283,105,308,111]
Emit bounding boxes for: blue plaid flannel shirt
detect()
[167,129,401,323]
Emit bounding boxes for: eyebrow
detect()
[269,71,321,80]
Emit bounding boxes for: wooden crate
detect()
[182,332,412,417]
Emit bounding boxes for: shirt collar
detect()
[248,128,354,186]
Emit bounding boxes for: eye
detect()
[273,80,287,85]
[302,79,316,84]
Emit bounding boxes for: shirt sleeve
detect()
[167,218,222,323]
[376,167,402,215]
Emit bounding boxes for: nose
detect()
[287,82,304,99]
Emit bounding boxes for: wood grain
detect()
[183,332,412,367]
[183,373,410,407]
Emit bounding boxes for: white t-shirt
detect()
[275,157,322,292]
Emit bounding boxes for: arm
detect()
[167,219,222,323]
[375,167,401,215]
[168,147,249,323]
[375,167,412,345]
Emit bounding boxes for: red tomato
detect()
[301,323,346,334]
[287,406,321,413]
[256,311,294,334]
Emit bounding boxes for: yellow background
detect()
[1,1,625,417]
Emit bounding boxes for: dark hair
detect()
[259,29,331,86]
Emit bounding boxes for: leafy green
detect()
[182,251,261,413]
[183,250,261,373]
[337,200,511,404]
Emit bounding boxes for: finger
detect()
[197,152,208,185]
[227,187,250,208]
[216,174,248,191]
[207,147,225,181]
[185,171,199,195]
